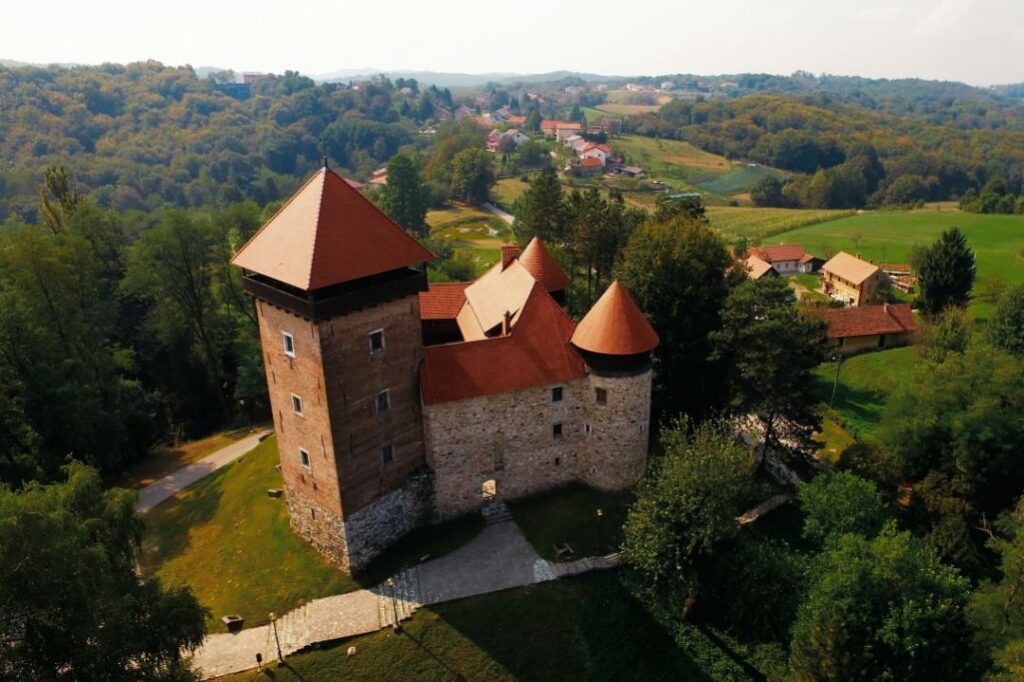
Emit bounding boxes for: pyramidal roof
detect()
[231,167,433,291]
[571,280,659,355]
[519,237,571,293]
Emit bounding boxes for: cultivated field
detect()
[426,203,512,273]
[596,102,663,116]
[708,207,856,242]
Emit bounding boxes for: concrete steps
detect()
[375,565,422,629]
[481,500,513,525]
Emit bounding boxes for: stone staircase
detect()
[269,602,313,658]
[375,565,422,629]
[481,500,513,525]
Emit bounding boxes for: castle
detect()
[231,167,658,572]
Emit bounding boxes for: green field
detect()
[492,177,530,208]
[426,203,512,274]
[709,206,856,242]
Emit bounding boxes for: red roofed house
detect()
[232,169,658,572]
[580,142,612,165]
[748,244,817,274]
[818,303,917,354]
[575,156,605,176]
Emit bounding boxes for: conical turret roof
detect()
[232,167,433,291]
[571,280,659,355]
[519,236,571,293]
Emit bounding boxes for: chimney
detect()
[502,310,513,336]
[501,243,521,270]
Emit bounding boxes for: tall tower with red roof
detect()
[232,167,435,572]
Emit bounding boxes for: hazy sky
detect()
[3,0,1022,85]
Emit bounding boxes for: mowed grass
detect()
[596,102,663,116]
[140,436,357,632]
[613,135,731,174]
[708,206,855,242]
[510,483,633,561]
[220,571,707,682]
[813,347,919,440]
[111,425,265,489]
[492,177,529,208]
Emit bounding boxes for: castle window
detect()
[282,331,295,357]
[552,386,564,402]
[291,394,303,416]
[381,445,394,465]
[375,389,391,414]
[299,447,311,469]
[595,387,607,405]
[368,329,385,354]
[553,423,563,438]
[584,423,592,435]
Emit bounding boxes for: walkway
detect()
[482,202,514,226]
[191,521,620,679]
[136,429,273,513]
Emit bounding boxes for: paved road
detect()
[190,521,620,679]
[482,202,514,225]
[136,429,273,513]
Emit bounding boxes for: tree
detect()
[882,346,1024,513]
[919,305,973,362]
[710,277,829,456]
[750,175,785,207]
[970,499,1024,675]
[38,164,82,234]
[917,227,976,316]
[379,152,429,237]
[987,283,1024,355]
[617,215,734,418]
[790,526,978,681]
[622,419,759,620]
[524,108,541,133]
[799,471,886,544]
[0,462,206,680]
[448,148,494,204]
[512,167,566,244]
[653,193,707,222]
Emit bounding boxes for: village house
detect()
[506,114,527,126]
[454,105,475,120]
[748,244,818,274]
[818,303,917,354]
[231,167,658,573]
[820,251,888,306]
[579,142,612,165]
[744,255,778,280]
[574,156,605,176]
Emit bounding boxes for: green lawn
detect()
[492,177,530,209]
[141,435,485,632]
[426,202,511,276]
[813,347,919,440]
[140,436,357,632]
[220,571,714,682]
[509,483,633,560]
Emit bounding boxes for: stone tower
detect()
[571,281,659,490]
[231,167,435,572]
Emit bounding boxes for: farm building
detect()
[744,255,778,280]
[748,244,818,274]
[820,252,887,306]
[818,303,917,354]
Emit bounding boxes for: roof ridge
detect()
[307,169,329,289]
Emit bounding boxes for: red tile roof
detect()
[420,285,586,405]
[750,244,806,263]
[506,115,526,125]
[232,168,433,291]
[581,157,604,167]
[519,237,571,292]
[418,282,470,320]
[818,303,917,339]
[571,281,659,355]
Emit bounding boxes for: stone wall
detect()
[578,368,652,490]
[287,487,351,569]
[422,379,590,519]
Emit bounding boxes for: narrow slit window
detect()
[369,329,385,354]
[553,423,563,438]
[375,389,391,414]
[299,447,311,469]
[595,387,607,405]
[381,445,394,465]
[291,394,303,416]
[282,331,295,357]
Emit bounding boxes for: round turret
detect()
[571,280,658,373]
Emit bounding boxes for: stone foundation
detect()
[286,471,434,573]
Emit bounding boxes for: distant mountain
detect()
[312,69,614,88]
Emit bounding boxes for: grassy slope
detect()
[221,571,709,682]
[426,202,512,274]
[140,436,357,631]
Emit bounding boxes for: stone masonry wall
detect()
[287,487,351,570]
[578,368,652,491]
[422,379,590,519]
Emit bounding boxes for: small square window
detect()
[553,423,563,438]
[369,329,385,354]
[381,445,394,465]
[299,447,311,469]
[375,389,390,414]
[291,394,303,416]
[552,386,564,402]
[595,387,607,405]
[282,332,295,357]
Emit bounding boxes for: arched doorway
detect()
[481,479,497,501]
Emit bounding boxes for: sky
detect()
[3,0,1022,85]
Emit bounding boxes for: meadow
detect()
[708,206,855,242]
[426,203,512,274]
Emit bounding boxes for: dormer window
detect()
[282,332,295,357]
[369,329,385,354]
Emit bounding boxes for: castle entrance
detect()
[481,479,497,501]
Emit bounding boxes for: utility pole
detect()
[829,353,844,410]
[269,612,283,662]
[387,577,401,633]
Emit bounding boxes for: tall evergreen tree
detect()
[380,152,429,237]
[512,167,567,244]
[917,227,976,316]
